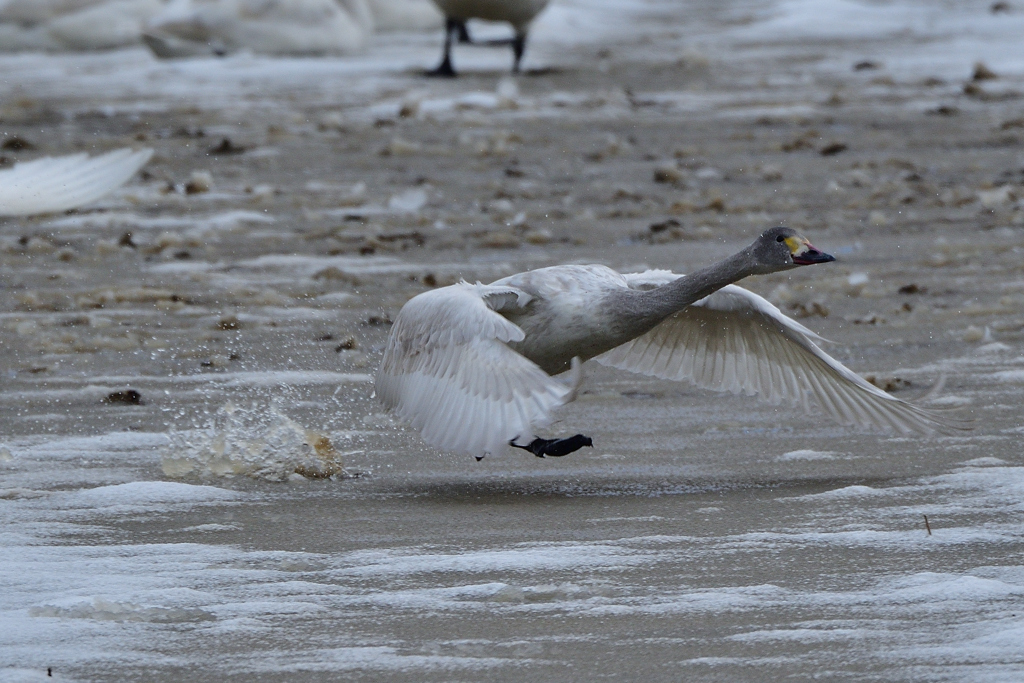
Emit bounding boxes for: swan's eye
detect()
[776,235,785,243]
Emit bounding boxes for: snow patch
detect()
[30,597,214,623]
[777,449,840,462]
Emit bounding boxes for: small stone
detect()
[862,374,911,393]
[820,142,848,156]
[381,137,422,156]
[523,228,552,245]
[184,171,212,194]
[760,164,783,182]
[786,299,830,318]
[973,62,998,81]
[705,196,726,212]
[926,105,959,116]
[653,164,684,184]
[963,325,991,343]
[104,389,143,405]
[312,267,360,285]
[1,136,34,151]
[963,82,984,98]
[209,138,246,154]
[479,231,520,249]
[216,316,241,331]
[650,218,681,234]
[398,100,420,118]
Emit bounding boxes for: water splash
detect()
[162,401,354,482]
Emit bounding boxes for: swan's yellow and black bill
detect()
[786,236,836,266]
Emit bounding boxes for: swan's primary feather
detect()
[0,148,153,217]
[375,282,580,455]
[599,274,955,435]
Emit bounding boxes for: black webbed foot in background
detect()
[510,434,593,458]
[425,58,456,77]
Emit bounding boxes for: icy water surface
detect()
[3,0,1024,680]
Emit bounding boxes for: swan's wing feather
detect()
[376,283,575,456]
[598,283,957,434]
[0,148,153,217]
[621,269,679,290]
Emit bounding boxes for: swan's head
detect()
[751,227,835,273]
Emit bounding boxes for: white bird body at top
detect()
[432,0,549,30]
[0,0,443,54]
[376,228,961,458]
[427,0,550,75]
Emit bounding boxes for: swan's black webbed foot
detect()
[425,59,457,77]
[510,434,593,458]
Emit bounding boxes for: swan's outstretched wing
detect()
[599,276,958,435]
[376,283,580,456]
[0,148,153,217]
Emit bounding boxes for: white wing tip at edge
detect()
[0,147,154,217]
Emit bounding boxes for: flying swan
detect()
[375,227,959,458]
[0,148,153,217]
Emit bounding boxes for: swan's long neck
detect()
[605,246,757,340]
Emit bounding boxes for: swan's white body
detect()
[0,0,441,54]
[376,265,953,457]
[0,148,152,217]
[369,0,442,32]
[0,0,164,52]
[144,0,371,57]
[431,0,549,30]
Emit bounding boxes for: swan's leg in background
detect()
[511,31,527,73]
[427,18,460,77]
[474,30,527,73]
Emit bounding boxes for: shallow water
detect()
[2,0,1024,680]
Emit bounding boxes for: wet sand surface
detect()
[2,1,1024,680]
